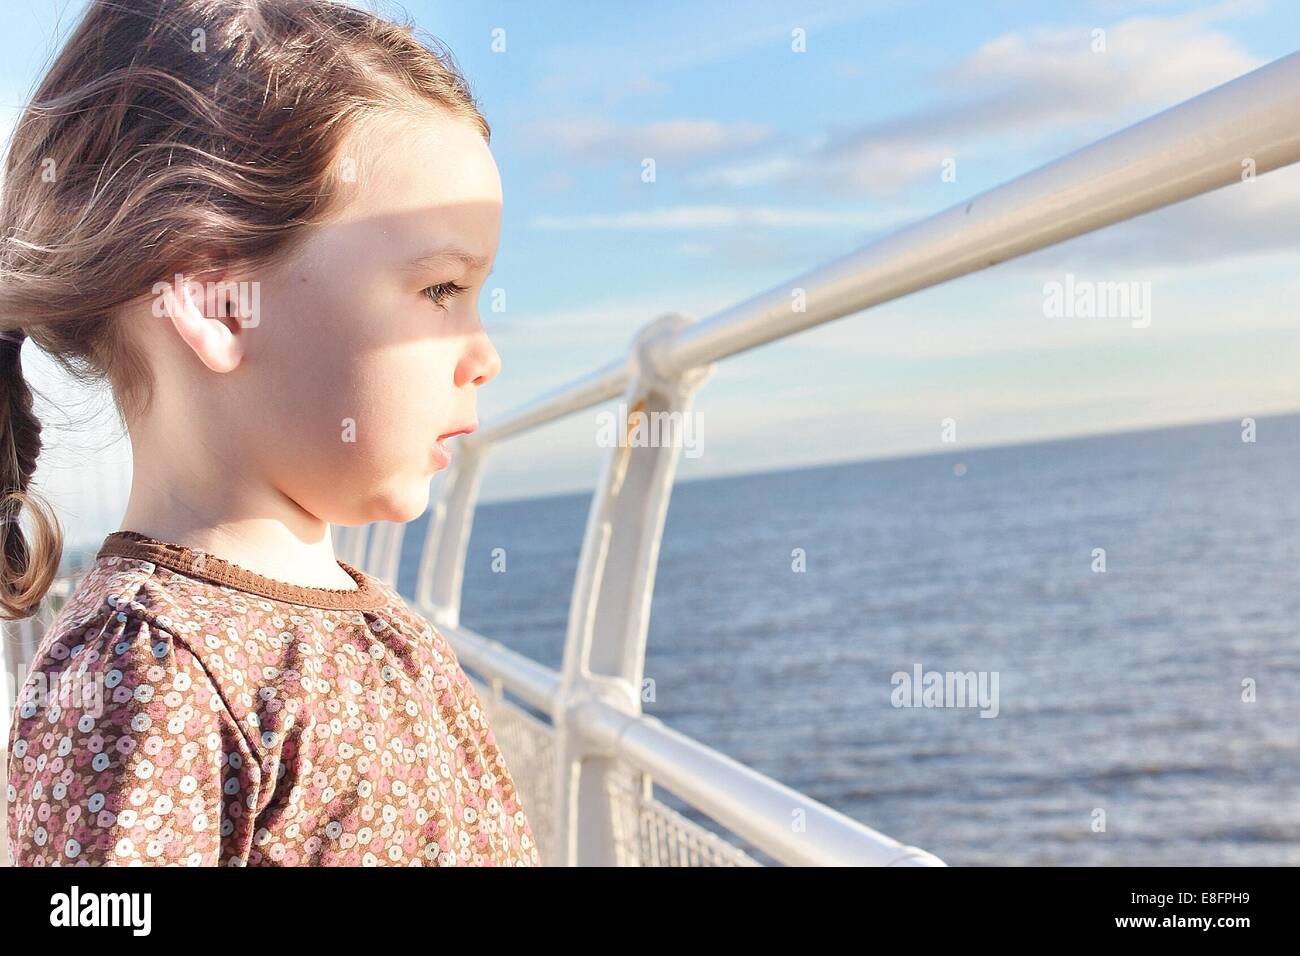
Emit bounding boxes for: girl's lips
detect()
[432,423,476,470]
[437,423,478,442]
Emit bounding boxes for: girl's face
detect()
[244,111,503,526]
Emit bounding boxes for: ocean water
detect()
[396,414,1300,866]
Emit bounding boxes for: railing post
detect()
[415,443,492,629]
[553,313,716,866]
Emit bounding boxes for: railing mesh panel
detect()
[605,773,761,867]
[468,676,760,867]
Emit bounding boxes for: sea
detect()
[396,413,1300,866]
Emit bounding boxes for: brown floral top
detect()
[5,530,540,867]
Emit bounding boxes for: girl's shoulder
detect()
[6,556,264,866]
[37,553,274,659]
[20,552,348,709]
[14,554,254,729]
[18,551,445,726]
[47,554,198,638]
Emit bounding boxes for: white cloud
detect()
[692,4,1265,198]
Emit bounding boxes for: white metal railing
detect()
[438,621,944,865]
[342,50,1300,867]
[8,49,1300,868]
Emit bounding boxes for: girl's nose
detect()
[458,328,501,388]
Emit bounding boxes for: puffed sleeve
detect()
[5,608,260,865]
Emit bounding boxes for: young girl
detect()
[1,0,539,866]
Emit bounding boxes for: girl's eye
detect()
[422,281,470,308]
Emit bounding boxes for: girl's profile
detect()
[1,0,533,866]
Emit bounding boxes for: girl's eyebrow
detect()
[408,247,494,275]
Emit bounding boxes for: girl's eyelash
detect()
[422,281,470,307]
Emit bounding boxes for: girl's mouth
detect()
[432,423,477,469]
[437,423,478,442]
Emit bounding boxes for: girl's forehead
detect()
[292,207,499,279]
[303,114,501,268]
[340,112,502,218]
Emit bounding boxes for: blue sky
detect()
[5,0,1299,545]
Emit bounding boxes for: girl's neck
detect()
[118,382,363,592]
[111,517,359,591]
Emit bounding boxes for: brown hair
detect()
[0,0,489,619]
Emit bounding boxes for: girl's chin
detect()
[357,479,432,526]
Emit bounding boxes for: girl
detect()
[1,0,539,866]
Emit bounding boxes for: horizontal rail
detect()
[574,697,944,866]
[436,620,943,866]
[467,50,1300,446]
[473,359,626,446]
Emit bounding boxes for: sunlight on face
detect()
[249,110,503,525]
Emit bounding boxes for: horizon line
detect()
[476,406,1300,507]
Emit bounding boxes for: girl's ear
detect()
[159,274,246,373]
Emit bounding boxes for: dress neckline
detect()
[97,529,387,611]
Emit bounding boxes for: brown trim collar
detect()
[97,529,387,611]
